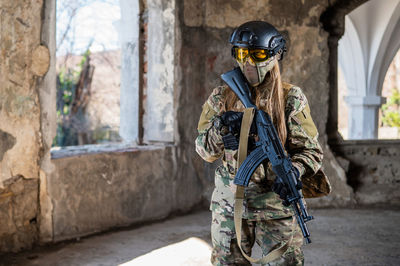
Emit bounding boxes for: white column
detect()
[144,0,175,143]
[345,96,386,139]
[116,0,140,143]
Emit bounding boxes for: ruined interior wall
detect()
[1,0,199,253]
[320,0,400,206]
[41,0,204,246]
[332,141,400,205]
[0,0,47,252]
[180,0,354,208]
[49,145,203,242]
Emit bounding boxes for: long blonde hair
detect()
[222,63,287,145]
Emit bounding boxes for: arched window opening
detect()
[337,0,400,140]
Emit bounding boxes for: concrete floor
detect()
[1,208,399,266]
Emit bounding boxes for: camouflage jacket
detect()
[195,83,331,220]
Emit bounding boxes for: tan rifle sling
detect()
[234,107,296,264]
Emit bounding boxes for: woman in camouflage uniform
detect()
[195,21,330,266]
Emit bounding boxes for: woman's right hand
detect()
[220,111,243,136]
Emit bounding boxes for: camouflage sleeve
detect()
[285,86,323,179]
[195,86,227,163]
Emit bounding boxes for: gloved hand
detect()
[213,114,239,150]
[221,111,243,136]
[217,111,258,150]
[272,167,301,206]
[221,111,257,136]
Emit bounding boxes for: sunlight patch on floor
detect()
[119,237,212,266]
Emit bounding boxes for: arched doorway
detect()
[336,0,400,139]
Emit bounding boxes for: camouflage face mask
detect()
[238,56,277,87]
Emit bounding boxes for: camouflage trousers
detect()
[211,212,304,266]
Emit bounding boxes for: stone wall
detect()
[49,145,203,242]
[41,0,204,249]
[331,140,400,205]
[0,0,48,253]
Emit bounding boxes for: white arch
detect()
[338,16,366,96]
[375,14,400,96]
[369,1,400,96]
[338,0,400,139]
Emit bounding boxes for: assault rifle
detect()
[221,67,314,244]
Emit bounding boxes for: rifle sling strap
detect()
[234,108,295,264]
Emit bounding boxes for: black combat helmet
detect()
[230,21,286,60]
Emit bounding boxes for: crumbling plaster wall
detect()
[332,141,400,206]
[0,0,205,253]
[180,0,361,208]
[44,0,204,246]
[49,145,203,242]
[0,0,51,253]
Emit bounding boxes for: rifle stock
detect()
[220,68,256,109]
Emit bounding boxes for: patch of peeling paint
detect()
[0,130,16,161]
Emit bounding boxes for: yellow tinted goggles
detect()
[233,47,272,63]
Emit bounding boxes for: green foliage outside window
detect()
[53,51,90,147]
[381,88,400,130]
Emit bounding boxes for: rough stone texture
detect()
[307,143,355,207]
[331,140,400,206]
[3,0,206,252]
[31,45,50,77]
[0,176,39,253]
[180,0,354,207]
[0,0,45,253]
[49,145,203,242]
